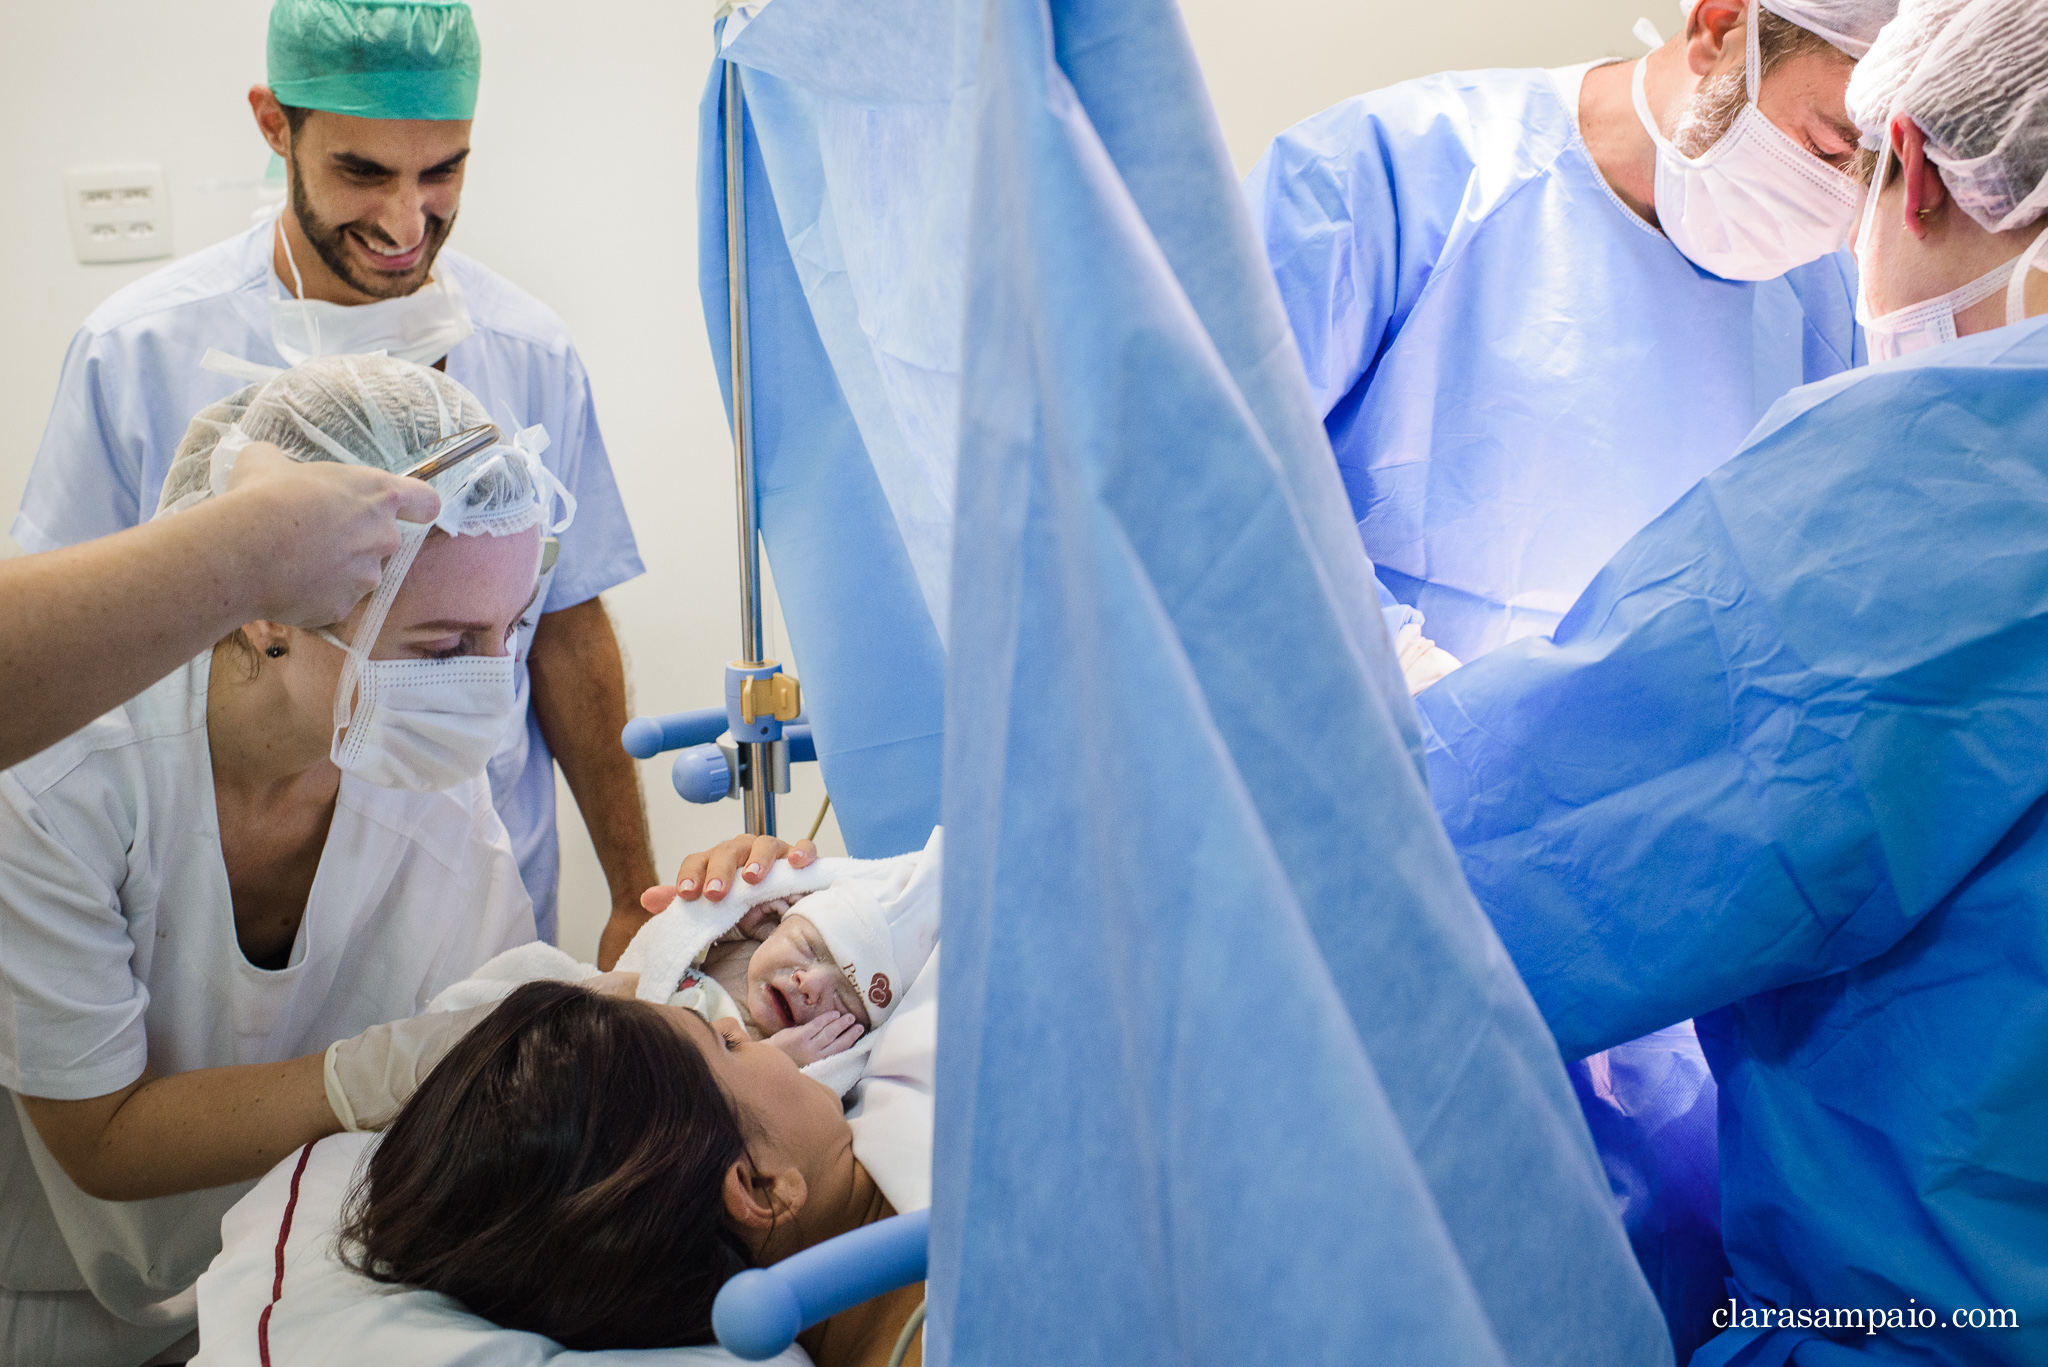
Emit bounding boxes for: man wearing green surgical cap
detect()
[14,10,661,1344]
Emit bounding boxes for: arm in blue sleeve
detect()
[1242,100,1404,419]
[13,331,140,552]
[1414,488,1921,1059]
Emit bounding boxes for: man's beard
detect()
[288,158,455,300]
[1672,66,1747,159]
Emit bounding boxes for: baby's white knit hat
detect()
[790,827,944,1031]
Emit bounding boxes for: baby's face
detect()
[746,912,871,1033]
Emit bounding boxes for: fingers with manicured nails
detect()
[668,849,709,900]
[738,836,795,884]
[700,834,753,900]
[675,833,822,903]
[734,836,820,884]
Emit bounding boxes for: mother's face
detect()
[664,1006,852,1175]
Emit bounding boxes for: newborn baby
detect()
[684,891,871,1065]
[619,826,944,1097]
[424,829,943,1099]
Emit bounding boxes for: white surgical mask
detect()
[1854,136,2048,362]
[321,644,517,791]
[1633,2,1862,280]
[268,214,475,368]
[317,524,518,792]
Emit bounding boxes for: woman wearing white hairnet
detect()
[0,355,573,1366]
[1410,0,2048,1361]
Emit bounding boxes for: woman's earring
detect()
[265,645,287,659]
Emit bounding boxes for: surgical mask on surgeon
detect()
[1853,138,2048,362]
[1633,1,1862,280]
[316,522,520,792]
[1859,166,2048,360]
[268,210,475,368]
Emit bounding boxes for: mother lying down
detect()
[344,978,912,1358]
[269,832,944,1365]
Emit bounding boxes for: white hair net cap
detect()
[1679,0,1900,57]
[1845,0,2048,232]
[155,353,574,541]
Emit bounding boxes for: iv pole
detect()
[617,49,807,839]
[723,58,796,838]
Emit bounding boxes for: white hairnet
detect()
[1682,0,1901,58]
[156,353,573,541]
[1845,0,2048,232]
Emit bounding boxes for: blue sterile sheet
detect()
[924,0,1671,1362]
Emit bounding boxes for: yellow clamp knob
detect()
[740,673,803,724]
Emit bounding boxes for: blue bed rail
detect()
[712,1207,929,1360]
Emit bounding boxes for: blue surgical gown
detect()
[13,222,645,942]
[1418,316,2048,1366]
[1246,65,1860,660]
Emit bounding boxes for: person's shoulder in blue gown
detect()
[1244,67,1579,412]
[1418,316,2048,1366]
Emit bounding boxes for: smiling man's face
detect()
[282,106,471,300]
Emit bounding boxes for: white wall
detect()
[0,0,1643,961]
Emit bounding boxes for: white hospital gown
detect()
[0,657,535,1364]
[11,221,645,941]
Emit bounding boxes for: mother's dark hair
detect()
[340,980,755,1348]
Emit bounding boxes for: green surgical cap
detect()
[267,0,480,121]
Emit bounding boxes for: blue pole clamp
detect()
[672,744,734,803]
[727,660,799,744]
[621,707,730,760]
[667,726,817,804]
[712,1208,930,1360]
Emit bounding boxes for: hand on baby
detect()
[641,832,819,913]
[768,1010,864,1066]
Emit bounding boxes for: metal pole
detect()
[724,59,775,836]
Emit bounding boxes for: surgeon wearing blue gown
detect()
[13,0,658,962]
[1249,0,1895,672]
[1419,0,2048,1358]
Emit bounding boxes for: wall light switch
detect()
[65,165,173,264]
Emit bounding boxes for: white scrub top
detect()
[1245,66,1863,660]
[0,657,534,1358]
[12,221,646,942]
